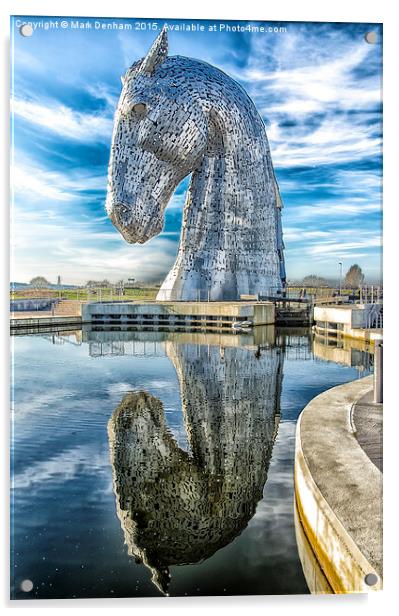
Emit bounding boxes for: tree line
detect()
[300,264,365,288]
[29,264,368,291]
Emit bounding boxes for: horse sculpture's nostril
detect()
[112,203,132,227]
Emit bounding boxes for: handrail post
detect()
[374,340,383,403]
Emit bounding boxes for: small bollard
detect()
[373,340,383,403]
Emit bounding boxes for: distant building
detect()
[57,275,61,286]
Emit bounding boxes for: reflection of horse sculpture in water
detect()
[108,341,283,594]
[106,28,286,300]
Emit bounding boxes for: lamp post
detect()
[338,262,343,297]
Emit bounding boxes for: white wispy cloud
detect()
[284,227,381,252]
[255,47,380,113]
[220,29,382,169]
[85,82,119,108]
[283,228,332,242]
[12,97,114,142]
[11,157,107,204]
[269,116,381,168]
[12,444,110,489]
[11,390,74,419]
[308,237,381,256]
[285,201,381,221]
[279,169,382,195]
[12,165,74,202]
[282,226,382,279]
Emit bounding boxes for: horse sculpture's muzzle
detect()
[107,199,164,244]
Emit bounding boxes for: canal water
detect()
[10,327,372,599]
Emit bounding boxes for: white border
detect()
[1,1,397,615]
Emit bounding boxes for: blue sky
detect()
[11,17,382,284]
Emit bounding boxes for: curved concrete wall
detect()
[294,376,382,593]
[294,499,333,594]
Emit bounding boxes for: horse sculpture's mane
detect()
[106,28,285,300]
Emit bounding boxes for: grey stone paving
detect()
[352,390,383,473]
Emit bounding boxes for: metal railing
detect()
[365,305,383,329]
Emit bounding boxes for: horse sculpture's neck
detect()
[156,59,285,301]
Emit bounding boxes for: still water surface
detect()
[10,327,372,599]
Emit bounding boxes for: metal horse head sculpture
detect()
[106,28,286,300]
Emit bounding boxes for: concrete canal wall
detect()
[81,300,276,328]
[10,315,82,333]
[294,499,333,594]
[294,376,382,593]
[312,336,374,370]
[9,299,290,333]
[82,325,276,348]
[314,305,383,344]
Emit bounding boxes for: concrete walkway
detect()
[294,375,382,593]
[352,390,383,472]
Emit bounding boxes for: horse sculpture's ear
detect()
[139,27,168,75]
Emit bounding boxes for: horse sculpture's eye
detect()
[132,103,147,116]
